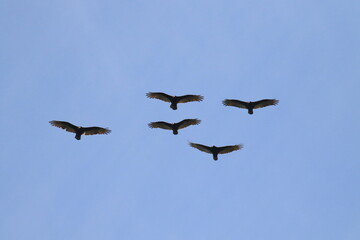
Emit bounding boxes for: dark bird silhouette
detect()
[223,99,279,114]
[189,142,243,160]
[148,119,201,135]
[49,120,111,140]
[146,92,204,110]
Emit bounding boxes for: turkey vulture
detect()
[223,99,279,114]
[189,142,243,160]
[148,119,201,135]
[49,120,111,140]
[146,92,204,110]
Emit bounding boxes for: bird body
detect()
[148,119,201,135]
[189,142,243,160]
[223,99,279,114]
[146,92,204,110]
[49,121,111,140]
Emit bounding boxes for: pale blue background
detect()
[1,1,359,239]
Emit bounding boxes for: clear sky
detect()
[1,0,359,239]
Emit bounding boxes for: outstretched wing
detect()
[82,127,111,135]
[148,121,173,130]
[177,119,201,129]
[253,99,279,109]
[146,92,173,102]
[222,99,249,109]
[189,142,212,154]
[218,144,243,154]
[178,95,204,103]
[49,120,78,133]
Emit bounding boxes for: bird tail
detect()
[172,129,178,135]
[248,108,253,114]
[75,134,81,140]
[213,154,218,160]
[170,103,177,110]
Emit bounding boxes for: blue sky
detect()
[1,0,360,239]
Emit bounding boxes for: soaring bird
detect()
[223,99,279,114]
[49,120,111,140]
[189,142,243,160]
[148,119,201,135]
[146,92,204,110]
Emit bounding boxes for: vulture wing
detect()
[177,119,201,129]
[218,144,243,154]
[189,142,213,154]
[177,95,204,103]
[49,120,78,133]
[148,121,173,130]
[222,99,249,109]
[82,127,111,135]
[253,99,279,109]
[146,92,173,102]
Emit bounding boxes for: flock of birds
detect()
[49,92,279,161]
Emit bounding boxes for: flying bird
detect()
[49,120,111,140]
[148,119,201,135]
[189,142,243,160]
[223,99,279,114]
[146,92,204,110]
